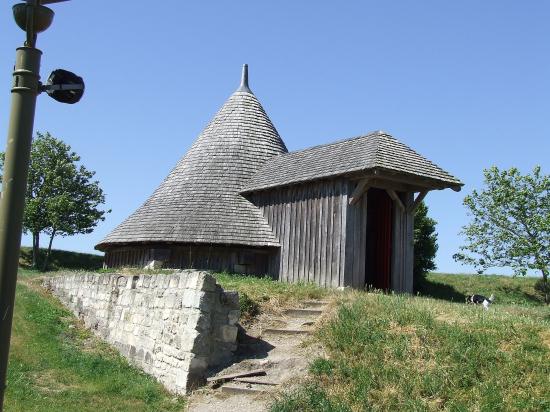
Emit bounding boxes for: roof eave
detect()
[241,166,463,194]
[369,167,463,192]
[95,238,281,252]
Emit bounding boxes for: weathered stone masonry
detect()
[43,270,239,394]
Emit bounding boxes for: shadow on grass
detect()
[499,285,543,306]
[19,247,103,271]
[416,278,467,303]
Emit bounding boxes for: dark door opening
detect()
[365,188,393,290]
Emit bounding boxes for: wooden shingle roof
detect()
[241,131,463,193]
[96,66,287,250]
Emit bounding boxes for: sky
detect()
[0,1,549,275]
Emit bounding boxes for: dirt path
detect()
[187,300,330,412]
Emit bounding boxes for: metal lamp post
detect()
[0,1,84,409]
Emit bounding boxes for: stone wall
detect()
[43,270,240,394]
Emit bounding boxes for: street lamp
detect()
[0,1,84,409]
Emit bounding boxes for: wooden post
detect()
[386,189,405,211]
[408,190,428,213]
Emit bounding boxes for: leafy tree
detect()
[454,166,549,303]
[414,201,438,290]
[0,132,110,271]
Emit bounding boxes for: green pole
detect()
[0,45,42,410]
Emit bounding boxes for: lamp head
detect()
[12,3,54,33]
[44,69,85,104]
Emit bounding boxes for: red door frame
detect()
[365,188,393,290]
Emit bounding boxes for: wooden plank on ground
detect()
[206,368,266,383]
[233,378,279,386]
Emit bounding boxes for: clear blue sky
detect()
[1,1,548,275]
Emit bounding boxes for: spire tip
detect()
[237,64,252,93]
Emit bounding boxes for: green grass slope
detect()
[9,250,550,411]
[420,272,545,306]
[19,246,103,271]
[272,291,550,411]
[5,270,185,412]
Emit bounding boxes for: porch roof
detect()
[241,131,463,193]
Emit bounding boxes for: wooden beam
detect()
[349,179,370,205]
[386,189,405,211]
[206,369,266,383]
[368,177,421,193]
[408,190,428,213]
[373,169,456,191]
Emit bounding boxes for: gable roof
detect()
[241,131,463,193]
[96,66,287,251]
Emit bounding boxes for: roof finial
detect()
[237,64,252,93]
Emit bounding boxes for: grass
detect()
[213,272,330,303]
[9,248,550,411]
[272,291,550,411]
[6,266,329,410]
[420,272,545,306]
[5,269,186,412]
[212,272,332,320]
[19,246,103,271]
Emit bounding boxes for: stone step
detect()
[284,308,323,316]
[302,300,329,308]
[262,328,311,336]
[221,382,270,395]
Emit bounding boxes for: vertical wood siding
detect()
[344,186,368,288]
[103,180,415,293]
[391,192,414,293]
[252,178,349,287]
[104,244,273,276]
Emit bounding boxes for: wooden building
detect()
[96,66,462,292]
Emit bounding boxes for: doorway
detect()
[365,188,393,290]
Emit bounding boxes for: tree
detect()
[454,166,549,304]
[0,132,110,270]
[413,201,438,290]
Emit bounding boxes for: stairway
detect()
[188,299,329,411]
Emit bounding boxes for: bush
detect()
[413,202,438,290]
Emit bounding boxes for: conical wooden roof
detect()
[97,66,287,250]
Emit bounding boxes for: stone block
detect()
[219,325,238,343]
[116,276,127,287]
[45,270,239,396]
[168,277,179,288]
[200,274,217,292]
[144,260,164,270]
[222,291,239,309]
[227,310,240,325]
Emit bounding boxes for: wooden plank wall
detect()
[168,245,270,275]
[104,244,272,275]
[252,178,349,288]
[391,192,414,293]
[104,247,151,268]
[344,191,368,288]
